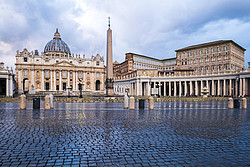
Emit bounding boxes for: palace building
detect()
[114,40,250,97]
[15,29,105,95]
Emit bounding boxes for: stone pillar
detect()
[228,98,233,109]
[59,70,62,91]
[242,98,247,109]
[201,80,203,92]
[44,95,50,110]
[124,94,128,109]
[169,81,171,96]
[18,70,22,94]
[149,96,154,110]
[229,79,232,96]
[76,71,78,91]
[239,78,242,96]
[10,75,13,96]
[223,79,226,96]
[20,94,26,109]
[179,81,182,96]
[49,94,54,109]
[243,78,246,96]
[212,80,214,96]
[41,70,44,91]
[159,81,161,96]
[184,81,187,96]
[195,81,198,96]
[174,81,176,96]
[129,96,135,110]
[218,80,220,96]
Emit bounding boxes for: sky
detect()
[1,0,250,70]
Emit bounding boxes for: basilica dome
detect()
[44,28,71,55]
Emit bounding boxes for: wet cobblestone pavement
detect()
[0,101,249,166]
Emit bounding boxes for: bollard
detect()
[242,98,247,109]
[149,96,154,110]
[129,97,135,110]
[139,99,145,109]
[44,95,50,110]
[124,94,128,109]
[228,98,233,109]
[49,94,54,109]
[20,94,26,109]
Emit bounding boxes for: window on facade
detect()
[70,73,72,77]
[79,72,82,78]
[206,66,209,71]
[225,64,228,70]
[194,59,197,64]
[56,72,59,77]
[212,55,215,61]
[200,58,203,63]
[189,60,192,64]
[189,52,192,56]
[194,51,197,55]
[211,48,215,53]
[96,61,99,66]
[224,46,228,51]
[218,47,221,52]
[70,61,72,63]
[218,65,221,71]
[24,57,27,62]
[63,72,66,77]
[97,73,99,78]
[24,70,28,76]
[46,71,49,77]
[212,66,215,71]
[200,50,203,54]
[205,49,209,54]
[199,67,202,72]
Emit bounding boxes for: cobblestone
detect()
[0,101,249,166]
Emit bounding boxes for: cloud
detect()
[0,0,250,70]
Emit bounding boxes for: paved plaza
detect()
[0,101,249,166]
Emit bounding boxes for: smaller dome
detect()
[44,28,71,55]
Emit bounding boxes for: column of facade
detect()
[184,81,187,96]
[10,75,13,96]
[76,71,78,91]
[211,80,214,96]
[91,72,94,90]
[73,71,76,91]
[223,79,226,96]
[50,70,53,91]
[195,81,198,96]
[147,81,150,96]
[217,80,220,96]
[54,71,56,91]
[239,78,243,96]
[179,81,182,96]
[31,69,35,88]
[83,72,86,91]
[159,81,161,96]
[243,78,246,96]
[6,76,9,96]
[41,70,44,91]
[235,79,238,97]
[169,81,171,96]
[201,80,203,93]
[190,81,193,95]
[59,70,62,91]
[229,79,232,96]
[174,81,176,96]
[18,70,22,93]
[67,71,70,87]
[164,81,166,96]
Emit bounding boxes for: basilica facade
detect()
[15,29,105,95]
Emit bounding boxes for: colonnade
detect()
[114,77,248,97]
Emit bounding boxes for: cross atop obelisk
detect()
[106,17,114,96]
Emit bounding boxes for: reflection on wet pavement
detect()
[0,101,249,166]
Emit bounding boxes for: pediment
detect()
[54,60,74,67]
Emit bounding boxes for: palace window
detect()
[194,51,198,55]
[56,72,59,77]
[189,52,192,56]
[79,72,82,78]
[200,50,203,54]
[212,66,215,71]
[200,58,203,63]
[24,57,27,62]
[46,71,49,77]
[70,73,72,77]
[96,61,99,66]
[224,46,228,51]
[97,73,99,78]
[211,48,215,53]
[205,49,209,54]
[218,47,221,52]
[212,55,215,61]
[225,64,228,70]
[24,70,28,76]
[218,65,221,71]
[63,72,66,77]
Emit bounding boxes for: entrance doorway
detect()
[96,80,100,90]
[0,78,6,96]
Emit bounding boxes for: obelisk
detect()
[106,17,114,96]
